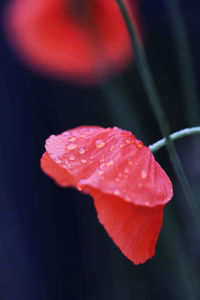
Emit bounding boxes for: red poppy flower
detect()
[41,126,173,264]
[5,0,142,83]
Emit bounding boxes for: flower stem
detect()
[116,0,200,225]
[165,0,200,127]
[149,127,200,153]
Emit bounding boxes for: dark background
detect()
[0,0,200,299]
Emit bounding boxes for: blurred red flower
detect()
[5,0,142,83]
[41,126,173,264]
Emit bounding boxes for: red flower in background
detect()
[5,0,142,83]
[41,126,173,264]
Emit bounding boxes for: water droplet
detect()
[67,144,77,150]
[141,170,147,179]
[125,139,131,144]
[124,168,129,174]
[135,140,143,148]
[115,178,120,182]
[110,146,115,151]
[81,159,87,164]
[167,195,172,201]
[100,163,105,169]
[95,139,105,149]
[119,144,124,148]
[128,161,133,165]
[106,160,114,167]
[68,137,76,142]
[77,179,85,191]
[79,147,85,154]
[68,155,75,161]
[97,170,104,175]
[114,189,120,196]
[125,194,131,202]
[80,135,86,138]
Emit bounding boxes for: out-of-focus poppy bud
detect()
[4,0,142,84]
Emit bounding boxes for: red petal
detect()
[41,126,173,207]
[41,152,74,187]
[5,0,142,83]
[92,189,164,264]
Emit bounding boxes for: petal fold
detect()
[92,189,164,264]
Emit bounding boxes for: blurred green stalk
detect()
[165,0,200,126]
[116,0,200,228]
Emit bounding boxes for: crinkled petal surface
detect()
[41,126,173,264]
[5,0,142,83]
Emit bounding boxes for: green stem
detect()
[116,0,200,225]
[166,0,200,126]
[149,127,200,153]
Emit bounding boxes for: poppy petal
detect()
[40,126,173,264]
[41,152,75,187]
[41,126,173,207]
[92,189,164,264]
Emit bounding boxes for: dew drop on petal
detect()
[128,161,133,165]
[106,160,114,167]
[79,147,85,154]
[135,140,143,148]
[77,179,85,191]
[115,178,120,182]
[119,144,124,148]
[97,170,104,175]
[110,146,115,151]
[124,168,129,174]
[67,144,77,150]
[100,163,105,169]
[125,194,131,202]
[68,137,76,142]
[81,159,87,164]
[68,155,75,161]
[95,139,105,149]
[125,139,131,144]
[141,170,147,179]
[114,189,120,196]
